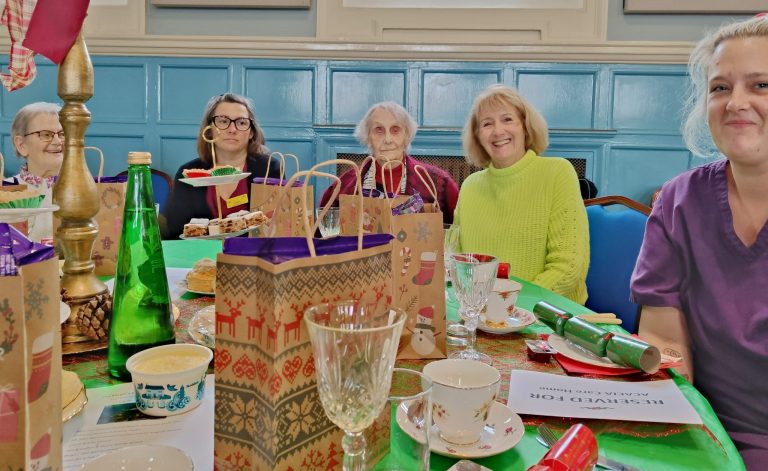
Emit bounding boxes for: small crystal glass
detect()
[315,207,341,238]
[449,253,499,364]
[304,301,407,471]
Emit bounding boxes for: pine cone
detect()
[76,293,113,341]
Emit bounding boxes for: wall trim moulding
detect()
[150,0,310,8]
[624,0,764,14]
[0,36,694,64]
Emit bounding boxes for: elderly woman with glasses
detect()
[319,101,459,224]
[161,93,280,239]
[3,102,64,242]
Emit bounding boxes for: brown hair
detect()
[196,93,267,165]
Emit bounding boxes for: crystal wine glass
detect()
[449,253,499,364]
[304,301,407,471]
[443,224,466,344]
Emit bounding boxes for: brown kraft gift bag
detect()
[53,147,126,276]
[250,152,314,237]
[339,162,447,359]
[214,160,394,470]
[0,224,62,470]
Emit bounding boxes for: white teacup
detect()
[422,359,501,445]
[484,278,523,324]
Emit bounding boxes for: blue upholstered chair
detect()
[117,168,173,213]
[584,196,651,333]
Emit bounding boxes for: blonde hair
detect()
[683,15,768,157]
[462,84,548,168]
[354,101,418,152]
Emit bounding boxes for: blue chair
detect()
[117,168,173,213]
[584,196,651,333]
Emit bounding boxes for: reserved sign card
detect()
[507,370,702,424]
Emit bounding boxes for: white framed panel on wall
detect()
[83,0,145,37]
[320,0,607,43]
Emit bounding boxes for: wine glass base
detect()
[449,349,493,365]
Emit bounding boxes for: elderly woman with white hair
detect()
[4,102,64,242]
[319,101,459,224]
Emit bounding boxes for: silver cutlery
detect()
[537,423,643,471]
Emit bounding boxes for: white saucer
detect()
[176,279,215,296]
[0,204,59,222]
[80,444,193,470]
[179,172,251,187]
[478,307,536,334]
[188,305,215,348]
[397,401,524,459]
[60,302,71,324]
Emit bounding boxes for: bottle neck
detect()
[125,163,155,210]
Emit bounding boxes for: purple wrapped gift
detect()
[391,191,424,216]
[223,233,393,264]
[0,223,56,276]
[251,177,306,187]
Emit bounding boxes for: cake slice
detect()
[186,258,216,293]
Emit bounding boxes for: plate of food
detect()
[179,166,251,187]
[177,258,216,296]
[180,210,268,239]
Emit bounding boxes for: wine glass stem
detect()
[465,314,479,353]
[342,431,367,471]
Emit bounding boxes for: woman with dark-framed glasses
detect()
[161,93,280,239]
[3,102,64,242]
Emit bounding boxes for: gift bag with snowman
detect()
[340,163,446,359]
[0,223,62,470]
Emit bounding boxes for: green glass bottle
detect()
[108,151,175,380]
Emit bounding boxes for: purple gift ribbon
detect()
[251,177,306,187]
[0,223,56,276]
[223,233,393,264]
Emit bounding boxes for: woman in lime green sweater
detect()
[456,84,589,303]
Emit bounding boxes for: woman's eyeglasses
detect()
[212,115,252,131]
[24,130,65,142]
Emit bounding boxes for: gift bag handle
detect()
[264,151,287,182]
[414,164,440,212]
[299,159,364,256]
[348,155,376,197]
[0,151,4,183]
[380,159,405,209]
[84,146,105,184]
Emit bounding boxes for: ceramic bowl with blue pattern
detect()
[126,343,212,417]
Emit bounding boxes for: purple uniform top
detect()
[631,159,768,466]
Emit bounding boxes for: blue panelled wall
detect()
[0,56,717,205]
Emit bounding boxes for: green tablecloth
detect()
[65,240,745,470]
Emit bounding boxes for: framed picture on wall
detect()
[624,0,764,14]
[151,0,310,8]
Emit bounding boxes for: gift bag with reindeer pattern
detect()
[0,224,62,471]
[339,164,447,359]
[214,161,393,470]
[250,152,313,237]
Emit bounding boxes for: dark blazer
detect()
[160,154,280,239]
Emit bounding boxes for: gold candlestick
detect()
[54,32,107,303]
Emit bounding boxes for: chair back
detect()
[150,169,173,214]
[117,168,173,213]
[584,196,651,333]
